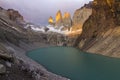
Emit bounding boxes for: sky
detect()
[0,0,92,25]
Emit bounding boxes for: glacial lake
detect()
[27,47,120,80]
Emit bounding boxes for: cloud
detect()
[0,0,93,25]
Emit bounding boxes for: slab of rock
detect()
[55,10,63,27]
[63,12,72,28]
[48,16,54,25]
[0,64,6,74]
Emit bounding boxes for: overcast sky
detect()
[0,0,92,25]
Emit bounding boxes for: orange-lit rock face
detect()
[107,0,114,7]
[72,7,92,31]
[48,16,54,24]
[63,12,70,19]
[56,10,62,22]
[55,10,63,27]
[63,12,72,28]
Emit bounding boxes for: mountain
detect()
[72,2,92,31]
[63,12,72,28]
[75,0,120,58]
[0,7,69,80]
[48,3,92,35]
[55,10,63,27]
[48,10,72,30]
[48,16,54,25]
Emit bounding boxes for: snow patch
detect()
[24,24,74,35]
[47,25,68,34]
[31,27,45,32]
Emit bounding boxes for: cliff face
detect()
[7,9,24,22]
[63,12,72,28]
[72,7,92,31]
[75,0,120,57]
[55,10,63,27]
[48,16,54,25]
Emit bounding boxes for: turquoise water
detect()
[27,47,120,80]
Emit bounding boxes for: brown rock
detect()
[7,9,24,21]
[48,16,54,25]
[74,0,120,57]
[63,12,72,28]
[55,10,63,27]
[72,2,92,31]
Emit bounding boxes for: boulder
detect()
[0,64,6,74]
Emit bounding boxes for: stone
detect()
[63,12,72,28]
[74,0,120,58]
[72,4,92,31]
[48,16,54,25]
[44,27,49,32]
[6,61,12,68]
[55,10,63,27]
[0,64,6,74]
[7,9,24,21]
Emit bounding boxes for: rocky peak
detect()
[81,1,93,9]
[63,12,71,19]
[55,10,63,27]
[48,16,54,25]
[7,9,24,22]
[79,0,117,39]
[72,3,92,31]
[63,12,72,28]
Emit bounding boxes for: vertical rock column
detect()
[55,10,63,27]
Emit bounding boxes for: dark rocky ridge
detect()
[75,0,120,57]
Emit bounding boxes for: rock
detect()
[0,7,70,80]
[63,12,72,28]
[0,64,6,74]
[6,61,12,68]
[49,10,73,30]
[55,10,63,27]
[114,0,120,25]
[7,9,24,22]
[74,0,120,58]
[0,53,13,61]
[72,4,92,31]
[44,27,49,32]
[0,7,3,10]
[48,16,54,25]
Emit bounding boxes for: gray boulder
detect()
[0,64,6,74]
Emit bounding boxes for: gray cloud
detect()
[0,0,92,25]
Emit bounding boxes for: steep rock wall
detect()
[75,0,120,57]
